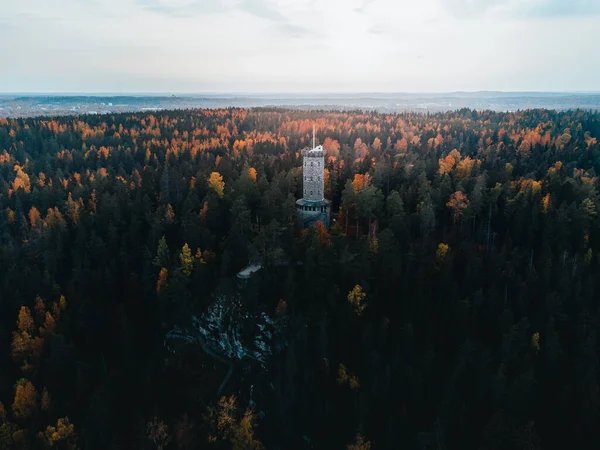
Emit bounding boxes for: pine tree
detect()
[154,236,170,268]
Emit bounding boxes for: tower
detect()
[296,126,331,228]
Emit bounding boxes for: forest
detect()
[0,107,599,450]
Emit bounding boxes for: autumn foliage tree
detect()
[337,364,360,390]
[11,307,43,372]
[208,171,225,198]
[438,154,456,176]
[179,243,193,277]
[147,417,171,450]
[206,396,264,450]
[436,242,450,263]
[28,206,42,230]
[314,221,331,247]
[11,165,31,194]
[248,167,257,182]
[44,417,77,449]
[12,379,37,421]
[323,137,340,159]
[157,268,169,294]
[347,285,367,316]
[446,191,469,223]
[347,434,371,450]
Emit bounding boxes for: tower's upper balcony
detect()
[302,144,324,157]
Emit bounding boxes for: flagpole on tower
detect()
[313,124,315,149]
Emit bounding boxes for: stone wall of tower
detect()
[302,149,324,201]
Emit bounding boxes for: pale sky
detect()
[2,0,600,93]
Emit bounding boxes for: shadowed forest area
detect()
[0,108,600,449]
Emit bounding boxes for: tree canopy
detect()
[0,107,599,449]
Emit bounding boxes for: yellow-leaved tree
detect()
[207,396,264,450]
[436,243,450,263]
[147,417,171,450]
[180,244,193,277]
[11,307,43,372]
[337,364,360,390]
[347,434,371,450]
[208,172,225,198]
[347,285,367,316]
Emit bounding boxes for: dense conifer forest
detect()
[1,108,600,449]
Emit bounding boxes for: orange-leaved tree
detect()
[12,379,38,420]
[447,191,469,223]
[44,416,77,449]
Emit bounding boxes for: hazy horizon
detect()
[4,90,600,119]
[3,90,600,96]
[3,0,600,93]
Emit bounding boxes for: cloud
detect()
[279,23,312,38]
[524,0,600,17]
[367,25,385,35]
[240,0,312,37]
[353,0,378,14]
[133,0,311,37]
[1,0,600,92]
[241,0,286,21]
[438,0,600,18]
[439,0,503,17]
[135,0,225,16]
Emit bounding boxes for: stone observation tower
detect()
[296,126,331,227]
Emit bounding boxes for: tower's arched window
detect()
[318,162,320,167]
[311,162,314,167]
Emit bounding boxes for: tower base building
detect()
[296,197,331,228]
